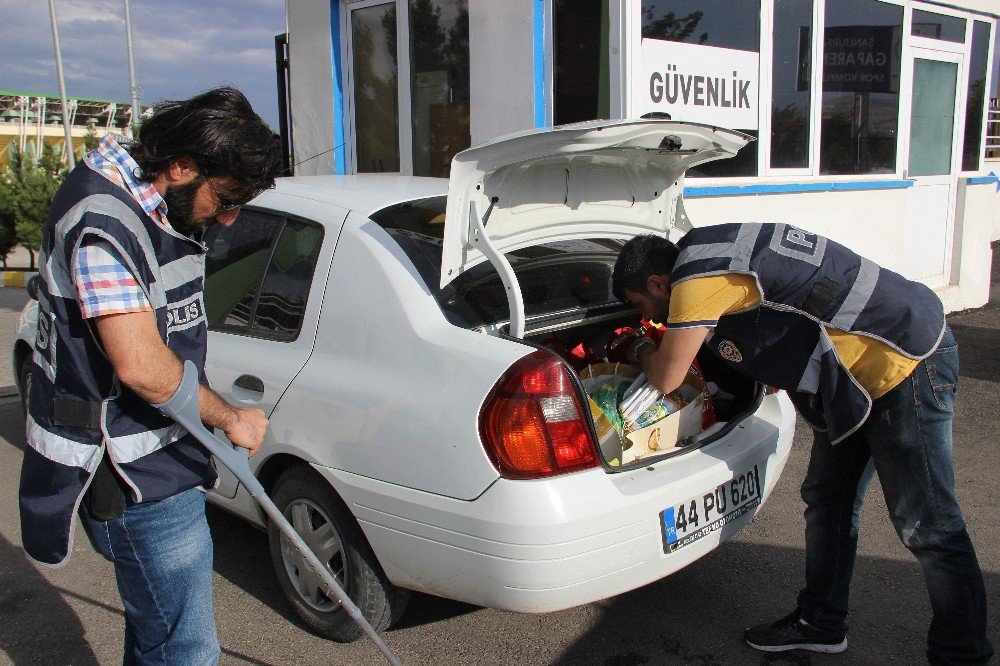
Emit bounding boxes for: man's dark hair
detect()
[611,234,680,302]
[130,87,281,200]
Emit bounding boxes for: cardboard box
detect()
[580,364,704,466]
[580,363,640,464]
[620,374,705,465]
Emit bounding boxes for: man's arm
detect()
[634,326,710,395]
[93,310,267,455]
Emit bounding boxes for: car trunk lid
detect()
[441,119,751,301]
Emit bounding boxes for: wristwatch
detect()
[628,337,657,365]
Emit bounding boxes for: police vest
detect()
[19,161,216,567]
[669,223,945,445]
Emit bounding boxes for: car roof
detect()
[262,174,448,217]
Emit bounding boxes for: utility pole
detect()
[47,0,76,169]
[124,0,142,132]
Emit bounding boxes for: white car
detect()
[14,120,795,642]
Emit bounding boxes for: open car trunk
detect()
[372,119,759,471]
[522,311,762,470]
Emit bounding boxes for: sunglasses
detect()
[204,176,256,213]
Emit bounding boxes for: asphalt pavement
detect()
[0,250,997,665]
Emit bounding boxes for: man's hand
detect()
[636,326,711,394]
[94,310,269,455]
[221,406,267,456]
[605,327,643,363]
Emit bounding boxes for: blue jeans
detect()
[80,487,220,665]
[796,328,992,664]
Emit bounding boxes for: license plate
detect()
[660,465,762,553]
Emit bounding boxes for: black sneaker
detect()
[745,609,848,654]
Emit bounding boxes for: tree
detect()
[84,118,101,150]
[1,141,67,270]
[0,171,18,269]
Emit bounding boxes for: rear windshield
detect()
[369,196,626,329]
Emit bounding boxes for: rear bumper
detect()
[315,393,795,612]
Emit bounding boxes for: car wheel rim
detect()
[280,498,349,613]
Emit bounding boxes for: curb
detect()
[0,271,38,288]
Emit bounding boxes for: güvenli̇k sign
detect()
[641,39,760,130]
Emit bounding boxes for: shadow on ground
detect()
[0,532,100,665]
[550,539,998,665]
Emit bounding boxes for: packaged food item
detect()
[621,373,705,464]
[579,363,705,466]
[580,363,641,465]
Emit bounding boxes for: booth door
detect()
[904,49,962,288]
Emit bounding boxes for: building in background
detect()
[283,0,999,312]
[0,91,149,168]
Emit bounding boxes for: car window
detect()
[370,196,625,329]
[250,218,324,340]
[204,210,324,341]
[204,210,284,332]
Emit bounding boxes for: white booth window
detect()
[351,3,401,173]
[911,8,967,43]
[908,58,959,177]
[409,0,470,177]
[641,0,761,177]
[553,0,609,124]
[820,0,903,175]
[770,0,814,169]
[346,0,470,176]
[962,20,992,172]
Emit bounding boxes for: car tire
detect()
[267,465,409,642]
[19,355,32,420]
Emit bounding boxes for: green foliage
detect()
[84,119,101,151]
[0,141,68,270]
[0,172,18,269]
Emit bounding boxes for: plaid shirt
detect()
[74,134,164,318]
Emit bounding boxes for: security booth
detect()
[283,0,998,311]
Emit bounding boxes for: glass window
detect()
[908,58,959,177]
[771,0,813,169]
[352,3,400,173]
[369,196,625,329]
[251,219,324,340]
[409,0,470,177]
[204,210,284,332]
[554,0,610,124]
[911,9,966,43]
[820,0,903,175]
[962,21,992,171]
[641,0,761,177]
[641,0,759,50]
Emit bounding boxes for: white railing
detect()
[987,98,1000,159]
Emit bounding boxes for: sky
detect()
[2,0,998,130]
[1,0,286,129]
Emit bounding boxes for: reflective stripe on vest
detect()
[671,223,946,444]
[20,162,215,566]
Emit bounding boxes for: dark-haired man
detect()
[610,226,991,664]
[19,87,281,664]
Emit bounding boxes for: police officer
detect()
[19,87,280,664]
[610,226,992,664]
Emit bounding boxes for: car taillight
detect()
[479,351,599,479]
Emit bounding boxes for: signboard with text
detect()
[641,39,759,130]
[818,25,901,94]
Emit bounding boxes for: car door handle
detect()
[234,374,264,394]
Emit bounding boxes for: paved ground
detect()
[0,249,997,665]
